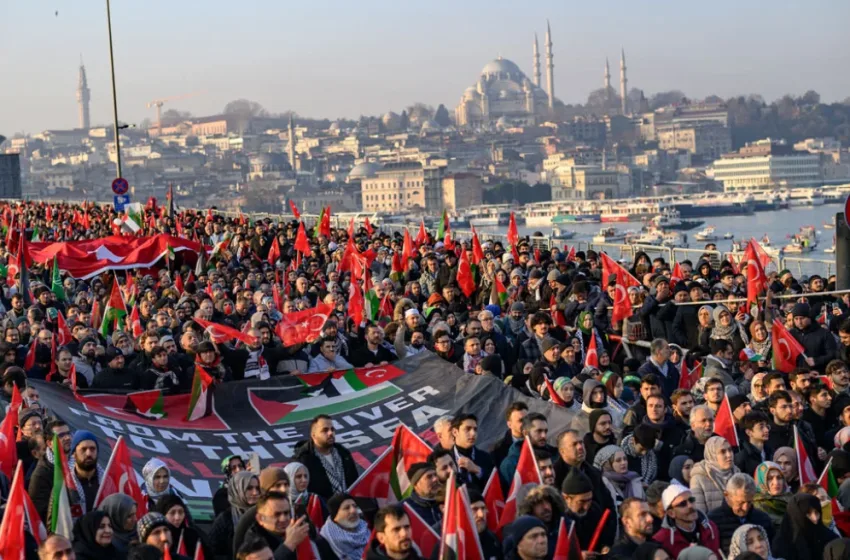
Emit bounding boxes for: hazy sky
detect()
[2,1,849,134]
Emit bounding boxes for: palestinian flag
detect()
[186,366,214,421]
[49,435,78,538]
[50,255,66,301]
[489,276,509,307]
[31,226,40,243]
[819,457,840,498]
[123,203,144,233]
[365,289,380,322]
[100,279,128,337]
[313,208,327,239]
[436,210,449,240]
[124,389,167,419]
[389,424,432,500]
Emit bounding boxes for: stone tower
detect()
[287,114,296,170]
[545,20,554,110]
[77,57,91,130]
[532,34,541,87]
[620,48,628,115]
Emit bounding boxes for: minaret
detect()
[76,56,91,130]
[619,48,628,115]
[532,34,541,87]
[287,114,296,171]
[604,58,611,91]
[545,20,554,110]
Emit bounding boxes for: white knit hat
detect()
[661,483,690,511]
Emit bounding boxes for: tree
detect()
[800,90,821,105]
[405,103,434,125]
[399,110,410,130]
[648,90,687,110]
[160,109,192,126]
[434,104,451,127]
[223,99,269,119]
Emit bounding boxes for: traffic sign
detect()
[113,195,130,212]
[111,177,129,195]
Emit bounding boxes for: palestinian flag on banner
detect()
[313,208,327,239]
[186,366,214,421]
[390,424,432,500]
[49,435,77,538]
[436,209,449,240]
[99,279,128,338]
[489,276,509,307]
[124,390,167,419]
[51,255,66,301]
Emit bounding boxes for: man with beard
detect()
[791,302,836,373]
[570,379,607,435]
[499,413,553,483]
[609,498,658,559]
[49,348,88,389]
[69,431,104,513]
[318,493,371,560]
[239,491,310,559]
[553,430,615,513]
[561,470,617,553]
[518,484,565,557]
[91,347,138,390]
[71,337,101,386]
[428,447,457,489]
[467,490,503,560]
[622,375,663,437]
[670,389,694,431]
[401,463,442,526]
[766,390,819,467]
[293,415,359,500]
[642,393,685,475]
[583,410,615,466]
[365,505,422,560]
[492,402,528,468]
[451,413,494,492]
[672,404,714,462]
[535,450,556,487]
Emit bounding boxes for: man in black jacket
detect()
[735,411,773,477]
[451,413,494,492]
[707,473,774,553]
[90,347,139,390]
[239,491,310,559]
[672,404,715,462]
[468,490,504,560]
[791,302,838,373]
[636,339,680,399]
[491,402,528,469]
[609,498,658,559]
[349,324,398,367]
[400,463,442,527]
[561,470,617,552]
[640,276,677,341]
[583,409,615,466]
[553,430,615,513]
[293,415,359,500]
[365,505,424,560]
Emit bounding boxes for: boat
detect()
[782,226,818,253]
[824,220,835,229]
[552,213,601,224]
[760,234,771,247]
[723,232,734,240]
[661,232,688,248]
[785,188,825,207]
[551,227,576,240]
[649,208,704,231]
[694,226,718,242]
[667,193,755,218]
[825,245,836,254]
[592,227,627,244]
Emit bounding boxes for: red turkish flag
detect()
[796,425,818,485]
[274,302,334,346]
[584,333,599,368]
[456,248,475,298]
[499,438,542,530]
[415,220,427,247]
[600,252,640,324]
[129,305,144,339]
[93,436,148,517]
[194,317,259,346]
[294,222,311,255]
[744,239,767,310]
[714,394,740,448]
[438,472,485,560]
[507,212,519,247]
[289,200,301,220]
[402,229,415,263]
[670,262,683,289]
[482,469,505,535]
[364,217,374,236]
[403,503,440,558]
[471,228,485,265]
[771,319,805,373]
[267,236,281,266]
[0,462,27,560]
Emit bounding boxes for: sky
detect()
[2,0,849,135]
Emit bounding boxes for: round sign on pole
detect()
[112,177,129,195]
[844,193,850,230]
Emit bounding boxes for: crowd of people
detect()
[5,200,850,560]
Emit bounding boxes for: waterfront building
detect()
[360,161,442,213]
[712,139,822,191]
[442,172,483,211]
[657,122,732,161]
[549,164,628,200]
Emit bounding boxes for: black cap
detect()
[327,492,355,520]
[560,469,593,495]
[792,302,811,318]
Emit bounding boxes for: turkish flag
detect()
[584,333,599,368]
[93,436,148,517]
[744,239,767,310]
[364,217,373,236]
[403,503,440,558]
[0,462,27,560]
[402,229,415,263]
[796,425,818,485]
[500,438,542,531]
[289,200,301,220]
[438,473,485,560]
[456,248,475,298]
[507,212,519,247]
[482,469,505,535]
[670,262,683,289]
[194,317,259,346]
[714,394,740,448]
[267,237,281,266]
[471,227,485,265]
[294,222,311,255]
[771,319,805,373]
[600,252,640,324]
[274,302,334,346]
[415,221,427,247]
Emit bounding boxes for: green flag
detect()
[51,255,66,301]
[436,210,448,240]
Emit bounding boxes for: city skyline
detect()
[3,0,850,134]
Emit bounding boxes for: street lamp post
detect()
[105,0,122,179]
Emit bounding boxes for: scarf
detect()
[621,434,658,483]
[67,457,106,515]
[710,305,748,343]
[228,471,258,525]
[750,334,771,359]
[602,470,642,498]
[728,524,778,560]
[99,493,136,553]
[506,316,525,336]
[284,462,310,505]
[142,458,171,500]
[453,445,479,484]
[319,519,371,560]
[694,436,738,493]
[317,448,346,494]
[244,347,270,380]
[462,350,488,374]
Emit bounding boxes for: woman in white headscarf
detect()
[284,461,328,520]
[141,457,183,512]
[689,436,740,512]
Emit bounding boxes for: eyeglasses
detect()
[671,496,696,509]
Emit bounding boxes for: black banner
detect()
[34,353,577,521]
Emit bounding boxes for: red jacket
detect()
[652,513,721,558]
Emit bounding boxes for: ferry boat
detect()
[648,208,704,231]
[592,227,627,244]
[667,193,755,218]
[785,188,825,207]
[723,232,734,240]
[552,213,601,224]
[629,230,687,248]
[551,227,576,240]
[783,226,818,253]
[466,206,519,227]
[748,191,783,212]
[694,226,718,242]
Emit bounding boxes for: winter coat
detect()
[689,460,740,513]
[791,322,838,372]
[652,511,721,559]
[707,499,775,553]
[636,360,680,399]
[292,439,359,500]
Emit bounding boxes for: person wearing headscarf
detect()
[824,538,850,560]
[772,447,799,492]
[599,371,627,428]
[569,378,607,435]
[593,444,644,509]
[728,523,782,560]
[668,455,694,486]
[748,321,772,368]
[550,376,580,413]
[155,494,212,560]
[72,510,123,560]
[710,304,747,354]
[258,466,289,494]
[208,471,260,560]
[771,493,837,560]
[689,436,740,512]
[141,458,182,512]
[749,372,768,405]
[98,493,138,556]
[212,454,245,518]
[677,546,719,560]
[753,461,792,531]
[283,461,328,521]
[318,493,371,560]
[574,310,605,365]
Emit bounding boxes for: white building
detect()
[712,139,822,191]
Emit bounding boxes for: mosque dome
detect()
[348,161,381,180]
[381,111,402,130]
[481,57,523,78]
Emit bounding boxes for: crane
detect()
[146,92,204,135]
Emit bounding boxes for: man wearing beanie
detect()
[319,493,370,560]
[561,470,617,553]
[503,515,548,560]
[652,484,720,558]
[583,409,615,466]
[137,512,176,555]
[64,430,104,513]
[790,300,836,373]
[400,462,442,526]
[72,336,101,386]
